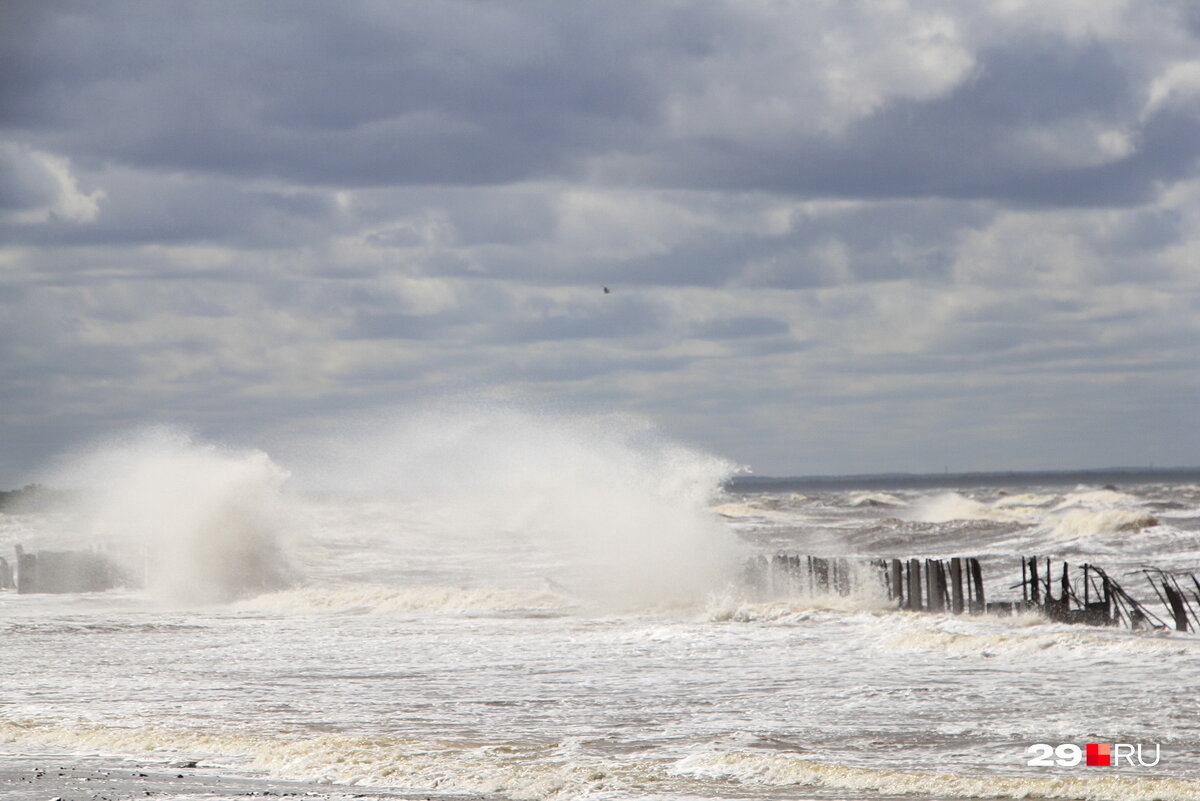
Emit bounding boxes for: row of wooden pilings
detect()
[750,553,1200,632]
[748,554,986,613]
[879,556,986,614]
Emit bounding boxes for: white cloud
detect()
[0,141,106,224]
[1144,60,1200,117]
[1013,120,1136,168]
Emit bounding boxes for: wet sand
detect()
[0,754,485,801]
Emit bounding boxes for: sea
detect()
[2,417,1200,801]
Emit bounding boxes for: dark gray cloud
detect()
[6,2,1197,203]
[1,1,662,185]
[638,39,1200,206]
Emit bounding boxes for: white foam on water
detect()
[878,615,1199,657]
[705,579,895,622]
[0,721,663,801]
[7,718,1197,801]
[231,582,574,615]
[672,750,1200,801]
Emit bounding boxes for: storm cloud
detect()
[2,0,1198,482]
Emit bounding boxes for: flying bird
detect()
[603,286,610,294]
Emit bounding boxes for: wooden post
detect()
[1028,557,1040,603]
[907,558,922,611]
[926,560,945,613]
[835,558,851,596]
[15,545,37,594]
[889,559,903,604]
[813,557,829,592]
[1163,581,1189,632]
[968,558,985,613]
[950,557,964,614]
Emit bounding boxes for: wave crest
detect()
[905,492,1034,524]
[1049,508,1160,539]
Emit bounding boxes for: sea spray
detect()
[287,406,744,610]
[49,427,295,603]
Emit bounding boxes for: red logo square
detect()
[1086,743,1111,766]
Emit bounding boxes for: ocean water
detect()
[2,421,1200,801]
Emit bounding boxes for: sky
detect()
[1,0,1199,485]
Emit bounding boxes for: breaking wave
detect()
[1048,508,1160,540]
[905,492,1035,524]
[1055,488,1138,509]
[849,491,906,507]
[290,407,742,610]
[46,428,296,604]
[713,501,773,519]
[993,492,1058,508]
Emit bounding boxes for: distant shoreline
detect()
[725,466,1200,492]
[5,467,1200,508]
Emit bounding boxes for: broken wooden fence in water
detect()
[7,542,1200,633]
[746,553,1200,632]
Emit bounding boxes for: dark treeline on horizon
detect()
[726,467,1200,493]
[0,484,74,511]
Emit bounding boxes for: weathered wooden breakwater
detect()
[7,542,1200,633]
[8,544,130,594]
[746,553,1200,632]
